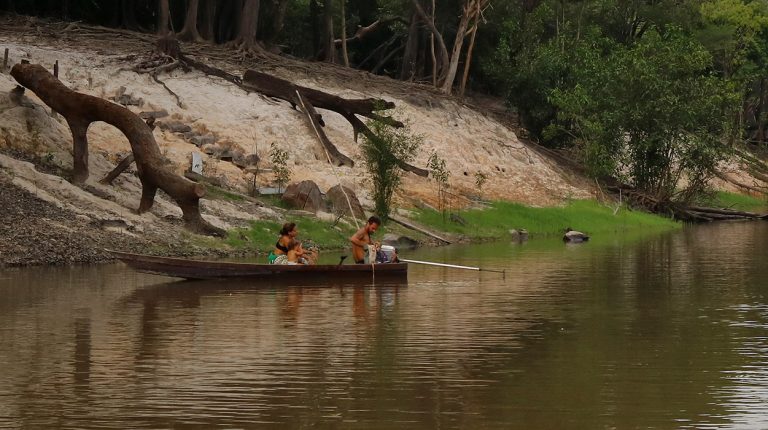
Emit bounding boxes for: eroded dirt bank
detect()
[0,16,605,266]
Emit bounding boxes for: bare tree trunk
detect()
[178,0,203,42]
[264,0,289,47]
[441,1,472,95]
[430,0,436,86]
[157,0,171,35]
[200,0,218,42]
[340,0,349,66]
[459,1,481,97]
[322,0,336,62]
[11,63,224,236]
[410,0,448,86]
[235,0,261,50]
[400,11,419,80]
[310,0,321,55]
[217,0,242,43]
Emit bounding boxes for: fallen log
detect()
[688,211,744,221]
[687,206,768,219]
[100,118,156,185]
[242,69,429,177]
[388,215,452,244]
[11,62,224,237]
[100,153,135,185]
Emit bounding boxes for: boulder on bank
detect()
[381,233,419,249]
[281,180,323,213]
[326,184,365,219]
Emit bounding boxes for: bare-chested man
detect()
[349,216,381,264]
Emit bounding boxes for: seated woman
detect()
[268,222,318,264]
[273,239,303,265]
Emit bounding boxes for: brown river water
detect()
[1,222,768,429]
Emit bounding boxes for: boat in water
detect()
[109,250,408,281]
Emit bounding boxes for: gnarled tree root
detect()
[11,62,225,237]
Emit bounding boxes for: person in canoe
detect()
[350,216,385,264]
[269,222,318,264]
[273,239,303,265]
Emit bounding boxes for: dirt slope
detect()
[0,16,596,266]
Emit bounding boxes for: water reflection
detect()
[1,222,768,428]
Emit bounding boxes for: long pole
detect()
[400,258,505,274]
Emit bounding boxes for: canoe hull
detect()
[109,250,408,280]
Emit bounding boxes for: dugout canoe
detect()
[109,250,408,280]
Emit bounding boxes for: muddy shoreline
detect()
[0,177,253,267]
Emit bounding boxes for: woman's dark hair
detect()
[280,222,296,236]
[367,216,381,225]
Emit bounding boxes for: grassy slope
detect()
[699,191,767,212]
[224,215,427,254]
[413,199,679,240]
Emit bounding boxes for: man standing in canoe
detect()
[350,216,381,264]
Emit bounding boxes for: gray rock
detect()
[112,86,144,107]
[139,109,169,120]
[202,144,219,156]
[509,228,529,242]
[244,153,260,166]
[158,121,192,133]
[232,153,247,168]
[281,180,323,213]
[326,184,365,219]
[381,233,419,249]
[190,134,216,147]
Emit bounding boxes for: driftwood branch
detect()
[100,118,155,185]
[11,62,224,237]
[333,17,408,47]
[242,69,427,176]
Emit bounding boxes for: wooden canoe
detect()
[109,250,408,280]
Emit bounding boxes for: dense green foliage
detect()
[414,200,680,240]
[550,29,739,201]
[269,142,291,193]
[361,116,422,220]
[487,0,768,202]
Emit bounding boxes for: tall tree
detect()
[216,0,242,43]
[459,0,488,96]
[178,0,203,42]
[400,10,421,80]
[261,0,289,48]
[199,0,218,42]
[157,0,171,35]
[234,0,262,51]
[410,0,449,85]
[340,0,349,66]
[442,0,489,95]
[321,0,336,62]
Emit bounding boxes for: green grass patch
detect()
[204,184,246,202]
[225,216,419,254]
[413,199,679,240]
[698,191,767,212]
